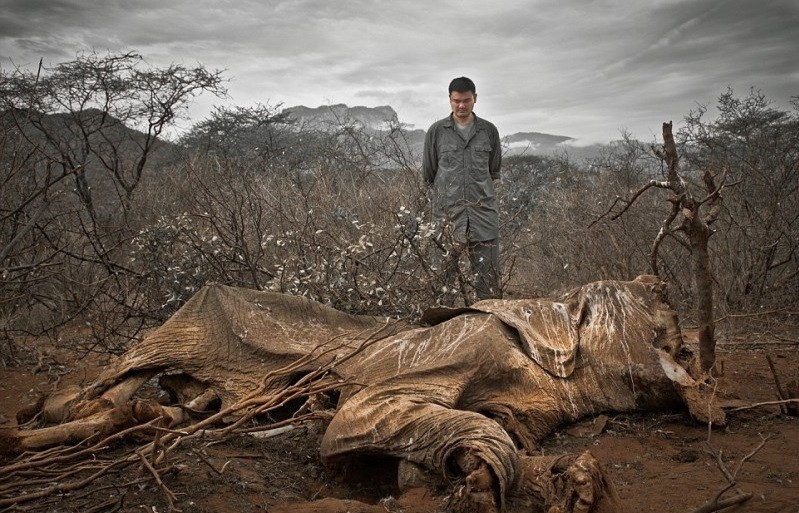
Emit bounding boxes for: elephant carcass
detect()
[2,276,722,513]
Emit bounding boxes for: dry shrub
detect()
[129,153,451,319]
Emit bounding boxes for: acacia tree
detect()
[1,52,226,214]
[180,103,293,161]
[681,89,799,311]
[0,52,226,348]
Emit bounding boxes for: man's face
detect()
[449,91,476,123]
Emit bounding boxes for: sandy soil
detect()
[1,333,797,513]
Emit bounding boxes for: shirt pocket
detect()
[440,143,461,169]
[472,143,492,171]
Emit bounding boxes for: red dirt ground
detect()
[1,331,797,513]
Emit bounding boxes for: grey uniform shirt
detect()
[422,113,502,242]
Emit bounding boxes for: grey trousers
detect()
[433,237,501,303]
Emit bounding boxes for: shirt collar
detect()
[444,113,481,128]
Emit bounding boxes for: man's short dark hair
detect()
[449,76,476,96]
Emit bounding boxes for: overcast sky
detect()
[1,0,797,143]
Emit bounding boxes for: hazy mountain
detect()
[281,104,604,160]
[283,104,400,131]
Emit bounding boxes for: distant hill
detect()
[1,107,182,215]
[281,104,603,160]
[283,104,400,131]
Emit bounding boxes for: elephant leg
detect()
[0,399,187,455]
[158,373,220,412]
[320,383,518,511]
[67,370,158,421]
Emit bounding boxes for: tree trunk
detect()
[688,218,716,372]
[661,122,716,373]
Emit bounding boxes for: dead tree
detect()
[600,122,726,372]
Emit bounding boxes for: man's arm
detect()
[422,126,437,187]
[489,124,502,182]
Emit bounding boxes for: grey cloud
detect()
[1,0,796,143]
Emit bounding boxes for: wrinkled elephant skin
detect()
[1,276,723,513]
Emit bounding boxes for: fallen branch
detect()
[689,434,771,513]
[0,457,132,507]
[727,398,799,412]
[0,417,164,479]
[687,492,752,513]
[705,446,734,484]
[714,307,793,321]
[192,449,228,475]
[83,494,125,513]
[138,451,180,512]
[762,331,799,345]
[732,434,771,478]
[765,354,789,414]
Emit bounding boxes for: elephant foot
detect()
[449,485,498,513]
[511,451,622,513]
[446,450,500,513]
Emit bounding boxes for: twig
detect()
[727,398,799,412]
[692,434,770,513]
[151,416,166,461]
[714,307,791,321]
[710,448,734,480]
[765,354,789,414]
[732,434,771,478]
[0,457,132,507]
[704,445,735,483]
[0,417,163,478]
[82,494,124,513]
[192,449,226,475]
[762,331,799,345]
[138,452,180,513]
[71,477,149,500]
[717,339,799,348]
[588,179,668,228]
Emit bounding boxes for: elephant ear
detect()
[470,299,580,378]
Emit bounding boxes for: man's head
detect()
[448,76,477,124]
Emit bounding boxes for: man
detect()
[423,76,502,303]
